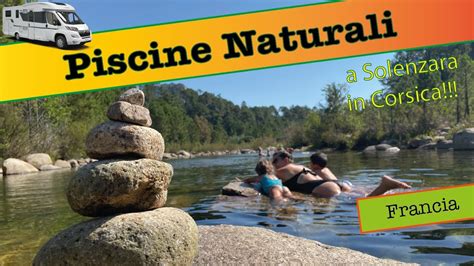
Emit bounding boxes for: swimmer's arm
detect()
[319,167,338,181]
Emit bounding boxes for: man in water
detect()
[272,151,411,198]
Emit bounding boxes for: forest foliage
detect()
[0,44,472,160]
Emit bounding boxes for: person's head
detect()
[310,152,328,170]
[272,151,293,169]
[255,159,274,176]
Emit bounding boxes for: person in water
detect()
[243,159,296,201]
[272,151,411,198]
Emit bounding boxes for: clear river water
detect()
[0,150,473,265]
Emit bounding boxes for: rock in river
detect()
[33,208,198,266]
[222,181,259,197]
[25,153,53,169]
[86,121,164,160]
[2,158,39,175]
[194,225,412,265]
[453,128,474,150]
[107,101,152,127]
[54,160,72,169]
[67,159,173,217]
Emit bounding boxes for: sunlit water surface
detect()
[1,151,473,265]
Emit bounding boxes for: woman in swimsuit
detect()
[272,151,411,198]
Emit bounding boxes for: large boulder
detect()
[375,144,392,151]
[453,128,474,150]
[24,153,53,169]
[107,101,152,127]
[86,121,164,160]
[54,160,72,169]
[2,158,39,175]
[408,136,433,149]
[118,88,145,106]
[194,225,411,265]
[67,159,173,217]
[362,145,376,154]
[437,140,453,149]
[222,181,259,197]
[33,208,198,265]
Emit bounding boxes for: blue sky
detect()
[64,0,394,108]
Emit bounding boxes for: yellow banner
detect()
[0,0,473,102]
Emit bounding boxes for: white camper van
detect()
[2,2,91,48]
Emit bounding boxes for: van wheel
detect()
[15,33,20,41]
[55,35,67,49]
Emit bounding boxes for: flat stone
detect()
[67,159,173,217]
[385,147,400,153]
[34,208,198,265]
[24,153,53,169]
[3,158,39,175]
[86,121,164,160]
[417,143,437,150]
[118,88,145,106]
[194,225,414,265]
[54,160,72,169]
[40,164,62,171]
[107,101,152,127]
[222,181,259,197]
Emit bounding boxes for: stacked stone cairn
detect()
[34,89,198,265]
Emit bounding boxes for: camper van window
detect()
[46,12,60,26]
[20,11,28,21]
[34,12,46,23]
[28,11,33,22]
[5,11,11,17]
[57,11,83,25]
[16,10,19,18]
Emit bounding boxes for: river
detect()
[1,150,473,265]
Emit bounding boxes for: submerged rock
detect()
[107,101,152,127]
[25,153,53,169]
[194,225,412,265]
[2,158,39,175]
[34,208,198,266]
[67,159,173,217]
[86,121,164,160]
[222,181,259,197]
